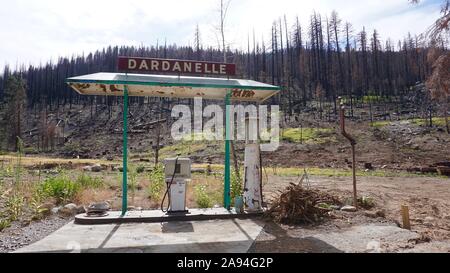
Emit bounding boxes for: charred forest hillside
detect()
[0,11,448,153]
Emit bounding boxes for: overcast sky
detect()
[0,0,443,70]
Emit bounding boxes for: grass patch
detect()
[0,155,119,168]
[190,174,223,208]
[39,175,80,204]
[371,121,392,128]
[371,117,447,128]
[158,132,224,159]
[194,184,213,208]
[5,195,25,221]
[147,164,165,202]
[412,117,447,127]
[0,218,11,231]
[230,168,243,204]
[76,173,104,188]
[263,166,446,178]
[282,128,335,144]
[159,142,210,158]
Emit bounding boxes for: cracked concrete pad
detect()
[312,224,421,253]
[14,219,264,253]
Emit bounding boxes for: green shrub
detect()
[28,184,50,220]
[128,166,139,192]
[358,196,376,209]
[136,165,146,174]
[412,117,446,127]
[39,175,80,204]
[282,128,333,143]
[147,164,165,201]
[371,121,391,128]
[230,168,242,203]
[23,147,39,154]
[1,163,14,178]
[29,199,49,221]
[195,185,212,208]
[76,173,104,188]
[0,218,11,232]
[6,195,25,221]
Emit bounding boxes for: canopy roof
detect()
[66,72,280,102]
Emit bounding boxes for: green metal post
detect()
[224,90,231,210]
[122,85,129,216]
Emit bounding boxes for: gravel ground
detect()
[0,216,71,253]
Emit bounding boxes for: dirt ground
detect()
[253,174,450,253]
[264,119,450,172]
[1,166,449,253]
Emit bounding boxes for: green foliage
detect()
[23,147,39,154]
[39,175,80,204]
[76,173,104,188]
[29,190,49,221]
[358,196,376,209]
[362,95,381,103]
[195,185,213,208]
[13,137,24,189]
[371,121,391,128]
[230,168,242,203]
[0,161,14,178]
[62,142,82,154]
[6,194,25,221]
[282,128,334,143]
[159,135,210,158]
[147,164,165,201]
[128,165,139,192]
[0,218,11,232]
[371,118,447,129]
[136,165,146,174]
[266,166,445,179]
[412,117,446,127]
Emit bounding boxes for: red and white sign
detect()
[118,57,236,76]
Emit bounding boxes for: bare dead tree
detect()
[427,53,450,133]
[219,0,232,63]
[216,0,241,181]
[411,0,450,133]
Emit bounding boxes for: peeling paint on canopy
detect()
[66,72,280,102]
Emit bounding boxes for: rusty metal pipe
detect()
[338,97,358,209]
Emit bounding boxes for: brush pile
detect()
[267,183,342,225]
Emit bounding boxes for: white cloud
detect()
[0,0,443,70]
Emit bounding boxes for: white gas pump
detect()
[243,117,263,212]
[162,157,191,213]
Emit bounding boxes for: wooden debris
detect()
[266,183,342,225]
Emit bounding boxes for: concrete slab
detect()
[75,208,264,225]
[14,219,265,253]
[250,223,424,253]
[311,224,421,253]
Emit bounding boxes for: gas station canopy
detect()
[66,72,280,103]
[66,65,281,215]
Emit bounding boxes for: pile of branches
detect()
[266,183,342,225]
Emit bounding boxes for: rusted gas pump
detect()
[338,97,358,209]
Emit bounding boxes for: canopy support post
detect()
[224,90,231,210]
[122,85,129,216]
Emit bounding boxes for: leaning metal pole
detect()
[338,97,358,209]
